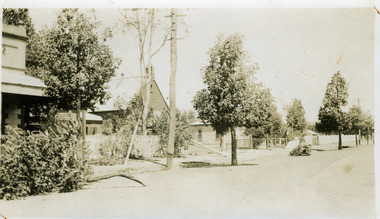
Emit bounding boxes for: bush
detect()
[289,143,311,156]
[0,122,92,200]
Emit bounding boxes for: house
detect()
[1,24,104,135]
[93,71,169,119]
[189,121,251,149]
[1,24,48,133]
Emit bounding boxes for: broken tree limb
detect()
[87,172,145,187]
[191,140,228,157]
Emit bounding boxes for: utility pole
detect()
[167,8,178,169]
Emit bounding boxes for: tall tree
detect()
[286,98,307,133]
[119,9,170,135]
[317,71,349,150]
[39,9,120,112]
[193,33,259,165]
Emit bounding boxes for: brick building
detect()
[1,24,47,132]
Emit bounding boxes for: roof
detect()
[82,112,103,122]
[2,68,46,88]
[95,76,169,112]
[306,130,318,135]
[190,121,211,126]
[1,68,46,96]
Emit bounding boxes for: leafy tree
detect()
[317,71,349,150]
[361,112,374,144]
[151,110,196,157]
[2,8,34,36]
[286,98,307,133]
[193,33,259,165]
[347,104,364,145]
[244,86,284,139]
[35,9,120,112]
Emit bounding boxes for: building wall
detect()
[2,24,27,71]
[2,94,22,130]
[190,124,248,147]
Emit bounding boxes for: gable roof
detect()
[95,76,169,112]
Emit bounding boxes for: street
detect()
[0,143,375,218]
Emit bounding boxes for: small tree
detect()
[193,33,258,165]
[317,71,349,150]
[286,98,307,133]
[347,104,364,146]
[244,86,285,146]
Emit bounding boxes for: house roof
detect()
[1,68,46,96]
[2,68,46,88]
[95,75,169,112]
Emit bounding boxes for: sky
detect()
[21,2,376,123]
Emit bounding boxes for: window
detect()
[197,129,202,141]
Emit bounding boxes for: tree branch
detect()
[151,27,171,58]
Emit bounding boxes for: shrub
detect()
[0,122,92,200]
[289,143,311,156]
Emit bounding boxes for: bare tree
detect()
[119,8,170,135]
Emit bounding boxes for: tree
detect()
[151,109,196,156]
[286,98,307,133]
[244,86,284,139]
[37,9,120,112]
[317,71,349,150]
[2,8,34,36]
[193,33,259,165]
[347,104,364,146]
[119,9,170,135]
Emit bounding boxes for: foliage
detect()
[317,71,349,150]
[0,123,92,200]
[89,156,124,166]
[99,94,146,158]
[31,9,120,111]
[2,8,34,37]
[317,71,349,134]
[286,98,307,132]
[289,143,311,156]
[151,110,196,157]
[193,33,260,165]
[244,86,285,138]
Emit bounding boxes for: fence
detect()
[86,133,161,159]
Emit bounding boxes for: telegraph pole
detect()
[167,8,178,169]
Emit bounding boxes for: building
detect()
[93,71,169,119]
[189,121,251,149]
[1,24,48,133]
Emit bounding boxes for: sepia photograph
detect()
[0,0,378,218]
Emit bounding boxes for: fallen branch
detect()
[87,172,146,187]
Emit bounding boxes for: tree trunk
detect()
[230,127,238,166]
[358,129,361,145]
[142,9,155,136]
[266,134,269,149]
[355,133,358,147]
[220,134,226,151]
[338,130,342,150]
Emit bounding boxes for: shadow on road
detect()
[180,161,258,168]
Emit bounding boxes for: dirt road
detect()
[0,143,375,218]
